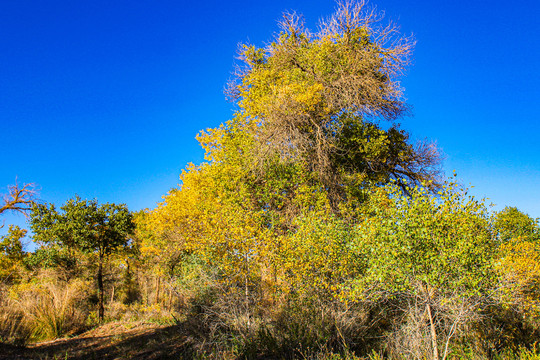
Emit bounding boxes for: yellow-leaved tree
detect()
[494,207,540,319]
[138,1,451,354]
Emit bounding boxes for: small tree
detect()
[353,181,494,359]
[0,181,36,283]
[494,206,540,243]
[0,225,27,283]
[30,196,135,322]
[494,208,540,320]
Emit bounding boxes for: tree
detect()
[494,206,539,243]
[227,1,441,208]
[0,182,36,282]
[0,182,37,227]
[353,181,494,359]
[494,208,540,319]
[497,238,540,318]
[0,225,27,283]
[144,1,445,322]
[30,196,135,322]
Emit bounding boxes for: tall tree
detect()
[145,0,445,308]
[30,197,135,322]
[227,1,441,207]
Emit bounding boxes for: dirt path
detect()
[0,321,194,360]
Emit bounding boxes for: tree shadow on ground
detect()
[1,321,200,360]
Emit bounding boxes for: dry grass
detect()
[0,287,32,345]
[6,274,90,342]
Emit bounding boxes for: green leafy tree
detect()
[353,181,494,360]
[30,196,135,322]
[0,225,26,283]
[23,244,78,272]
[494,206,539,242]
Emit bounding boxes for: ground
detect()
[0,321,196,360]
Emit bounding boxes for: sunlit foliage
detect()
[0,225,27,283]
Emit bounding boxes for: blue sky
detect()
[1,0,539,244]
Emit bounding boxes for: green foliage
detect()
[124,4,527,357]
[30,196,135,256]
[494,206,540,242]
[0,225,25,259]
[2,2,540,359]
[23,244,77,271]
[0,225,27,282]
[348,180,496,359]
[282,213,361,300]
[354,180,494,298]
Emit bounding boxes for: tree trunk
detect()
[144,277,149,305]
[98,255,104,322]
[426,302,439,360]
[155,276,161,305]
[110,285,115,305]
[245,253,251,329]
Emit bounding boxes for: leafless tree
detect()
[0,182,38,227]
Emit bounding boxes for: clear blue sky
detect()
[1,0,539,244]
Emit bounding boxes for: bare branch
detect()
[0,181,38,217]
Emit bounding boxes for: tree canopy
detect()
[494,206,540,243]
[225,1,441,206]
[144,1,447,302]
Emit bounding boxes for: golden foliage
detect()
[497,238,540,316]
